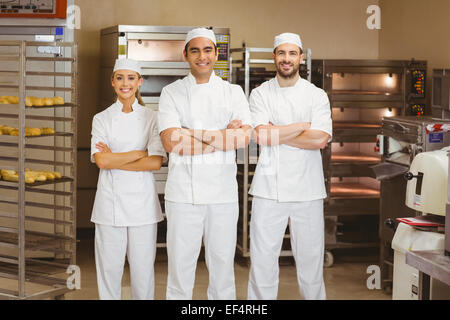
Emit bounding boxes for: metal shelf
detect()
[0,156,74,167]
[0,103,76,108]
[0,176,74,187]
[0,40,78,300]
[0,113,74,121]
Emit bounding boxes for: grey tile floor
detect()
[63,238,391,300]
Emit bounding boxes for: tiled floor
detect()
[62,238,391,300]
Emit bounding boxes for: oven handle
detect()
[388,123,410,134]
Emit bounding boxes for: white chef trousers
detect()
[95,223,158,300]
[165,201,239,300]
[247,197,326,300]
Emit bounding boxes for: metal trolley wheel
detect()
[324,250,334,268]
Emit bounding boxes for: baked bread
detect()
[26,127,42,136]
[1,126,15,135]
[43,98,54,106]
[52,171,62,179]
[6,96,19,104]
[31,97,44,107]
[40,127,55,135]
[25,97,33,107]
[2,172,19,182]
[52,96,65,105]
[24,170,46,182]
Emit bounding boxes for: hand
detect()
[227,119,242,129]
[96,142,111,153]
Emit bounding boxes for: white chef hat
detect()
[185,27,217,47]
[273,32,303,50]
[113,58,142,75]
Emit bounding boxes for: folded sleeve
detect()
[157,87,181,133]
[90,114,109,163]
[310,88,333,141]
[249,87,270,128]
[147,111,168,161]
[230,84,253,127]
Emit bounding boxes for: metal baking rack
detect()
[0,40,77,300]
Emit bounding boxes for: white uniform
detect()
[248,77,332,300]
[158,72,252,300]
[91,99,166,300]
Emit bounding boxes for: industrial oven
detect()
[99,25,230,248]
[99,25,231,111]
[311,59,427,267]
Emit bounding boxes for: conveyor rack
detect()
[0,40,77,300]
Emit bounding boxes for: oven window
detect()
[140,75,184,97]
[128,40,185,62]
[332,73,402,95]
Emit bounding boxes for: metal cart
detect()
[0,40,77,299]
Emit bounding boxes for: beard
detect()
[275,61,300,79]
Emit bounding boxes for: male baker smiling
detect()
[158,27,253,300]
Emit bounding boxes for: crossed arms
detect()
[253,122,330,150]
[160,120,329,155]
[94,120,329,170]
[94,144,163,171]
[160,120,253,155]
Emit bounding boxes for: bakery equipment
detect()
[375,115,450,293]
[390,148,450,299]
[0,40,77,300]
[312,59,427,267]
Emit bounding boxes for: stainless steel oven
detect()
[311,59,427,268]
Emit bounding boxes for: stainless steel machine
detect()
[391,148,450,299]
[375,116,450,293]
[375,66,450,293]
[99,25,231,111]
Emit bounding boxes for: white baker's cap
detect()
[273,32,303,50]
[185,27,217,47]
[113,58,142,75]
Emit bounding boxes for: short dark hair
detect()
[184,42,218,57]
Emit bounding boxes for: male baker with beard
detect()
[247,32,332,300]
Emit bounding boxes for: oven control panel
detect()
[411,70,426,98]
[411,104,425,116]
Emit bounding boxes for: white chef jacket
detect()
[90,99,167,226]
[249,77,332,202]
[158,72,252,204]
